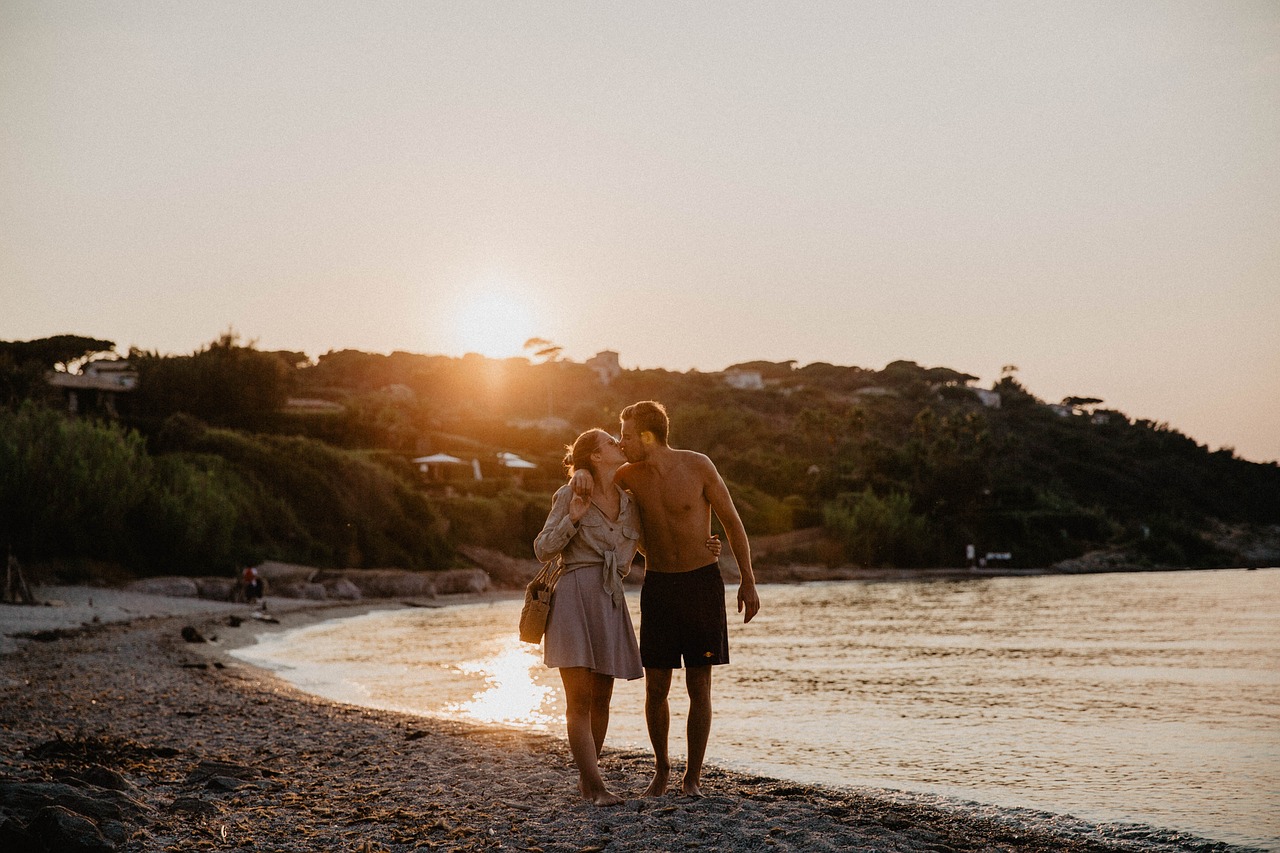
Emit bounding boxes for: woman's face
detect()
[594,432,626,467]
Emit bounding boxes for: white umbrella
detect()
[496,451,538,469]
[413,453,465,465]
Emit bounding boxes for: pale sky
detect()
[3,2,1278,462]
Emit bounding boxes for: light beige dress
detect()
[533,483,643,680]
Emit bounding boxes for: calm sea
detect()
[231,568,1280,850]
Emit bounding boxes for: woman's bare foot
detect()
[590,788,625,806]
[580,778,624,806]
[642,763,670,797]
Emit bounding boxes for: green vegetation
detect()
[0,403,450,576]
[0,334,115,407]
[824,489,932,567]
[128,333,293,430]
[3,334,1278,576]
[0,403,151,566]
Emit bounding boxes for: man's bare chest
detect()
[631,476,705,520]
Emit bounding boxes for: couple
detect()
[533,400,760,805]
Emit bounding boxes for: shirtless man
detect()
[574,400,760,797]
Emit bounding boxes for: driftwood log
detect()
[4,550,36,605]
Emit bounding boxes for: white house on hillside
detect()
[585,350,621,385]
[971,388,1001,409]
[723,368,764,390]
[46,359,137,417]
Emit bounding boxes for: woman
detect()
[534,428,719,805]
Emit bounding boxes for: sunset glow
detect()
[453,286,537,360]
[3,3,1279,461]
[448,637,558,728]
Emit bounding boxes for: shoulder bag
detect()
[518,557,562,644]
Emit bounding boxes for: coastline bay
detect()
[0,599,1209,853]
[232,569,1280,851]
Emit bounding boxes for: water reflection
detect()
[445,636,559,728]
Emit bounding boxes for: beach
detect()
[0,588,1251,852]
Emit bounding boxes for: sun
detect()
[453,285,537,359]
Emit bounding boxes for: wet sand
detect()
[0,589,1251,852]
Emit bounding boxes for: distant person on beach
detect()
[573,400,760,798]
[534,428,722,805]
[241,565,264,604]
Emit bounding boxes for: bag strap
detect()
[538,555,564,591]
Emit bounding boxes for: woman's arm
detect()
[533,485,587,563]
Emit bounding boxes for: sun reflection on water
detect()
[446,637,559,728]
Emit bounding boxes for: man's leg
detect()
[682,665,713,797]
[642,667,673,797]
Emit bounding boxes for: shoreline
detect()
[1,588,1261,852]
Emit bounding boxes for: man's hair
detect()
[620,400,669,445]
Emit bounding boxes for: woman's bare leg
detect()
[560,667,623,806]
[589,672,614,759]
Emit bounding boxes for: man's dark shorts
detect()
[640,563,729,669]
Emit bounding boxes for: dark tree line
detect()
[4,334,1278,574]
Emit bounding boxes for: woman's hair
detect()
[620,400,669,445]
[562,428,610,477]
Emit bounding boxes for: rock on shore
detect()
[123,562,493,605]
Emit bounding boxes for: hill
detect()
[3,335,1278,576]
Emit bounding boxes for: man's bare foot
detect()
[641,764,670,797]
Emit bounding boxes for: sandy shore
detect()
[1,588,1252,852]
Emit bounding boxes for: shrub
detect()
[159,421,452,570]
[129,455,241,575]
[0,403,150,561]
[0,405,451,574]
[723,480,793,536]
[823,488,933,567]
[433,489,554,558]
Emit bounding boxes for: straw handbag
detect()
[518,558,562,644]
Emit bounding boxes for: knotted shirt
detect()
[534,483,643,608]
